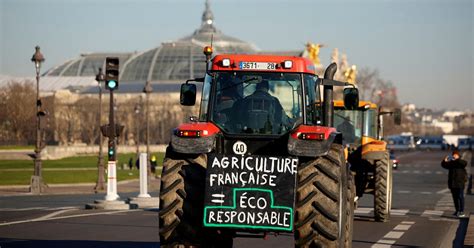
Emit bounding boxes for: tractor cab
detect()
[178,54,333,156]
[334,101,378,147]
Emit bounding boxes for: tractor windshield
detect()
[204,72,303,135]
[334,109,363,145]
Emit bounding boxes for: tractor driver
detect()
[214,74,241,127]
[235,80,284,134]
[337,117,356,144]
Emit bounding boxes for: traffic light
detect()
[108,139,115,160]
[105,57,119,91]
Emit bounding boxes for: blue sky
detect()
[1,0,472,110]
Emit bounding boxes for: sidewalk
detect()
[462,151,473,247]
[0,177,161,197]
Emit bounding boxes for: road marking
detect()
[376,239,396,244]
[436,188,450,194]
[384,231,404,239]
[391,209,409,216]
[397,190,411,194]
[354,207,372,214]
[0,209,140,226]
[395,170,446,175]
[420,191,432,195]
[422,210,443,217]
[0,207,47,211]
[394,224,412,231]
[372,244,392,248]
[371,221,416,247]
[34,209,76,221]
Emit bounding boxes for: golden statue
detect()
[306,42,324,66]
[344,65,357,84]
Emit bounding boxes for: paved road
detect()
[0,150,472,248]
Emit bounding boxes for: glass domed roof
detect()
[44,52,134,77]
[120,0,258,83]
[43,0,260,93]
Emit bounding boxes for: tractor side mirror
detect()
[343,87,359,110]
[180,83,197,106]
[394,108,402,125]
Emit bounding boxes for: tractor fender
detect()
[362,150,386,161]
[288,132,343,158]
[171,134,215,154]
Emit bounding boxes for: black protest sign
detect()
[203,154,297,232]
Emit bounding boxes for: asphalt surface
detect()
[0,150,472,248]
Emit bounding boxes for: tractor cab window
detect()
[334,110,363,145]
[210,71,302,135]
[363,109,377,139]
[304,74,322,125]
[199,75,212,120]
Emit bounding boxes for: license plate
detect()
[239,62,277,70]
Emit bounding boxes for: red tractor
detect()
[159,48,356,248]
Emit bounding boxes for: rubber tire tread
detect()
[294,144,349,248]
[159,147,233,248]
[344,167,355,248]
[374,151,392,222]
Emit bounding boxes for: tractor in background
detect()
[333,99,401,222]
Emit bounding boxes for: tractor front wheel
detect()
[159,147,233,247]
[374,152,392,222]
[294,143,352,248]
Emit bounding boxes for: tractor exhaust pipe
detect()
[323,63,337,127]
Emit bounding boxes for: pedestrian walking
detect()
[135,157,140,170]
[150,155,157,174]
[441,150,468,217]
[128,157,133,170]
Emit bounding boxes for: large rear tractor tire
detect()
[374,151,392,222]
[294,144,352,248]
[159,147,233,248]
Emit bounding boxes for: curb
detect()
[0,179,142,189]
[465,214,474,247]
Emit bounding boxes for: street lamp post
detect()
[134,104,141,160]
[30,46,46,194]
[143,81,153,178]
[95,68,105,191]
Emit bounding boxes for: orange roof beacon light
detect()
[203,46,213,59]
[203,45,213,72]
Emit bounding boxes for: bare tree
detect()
[76,97,100,145]
[356,67,400,108]
[0,80,36,144]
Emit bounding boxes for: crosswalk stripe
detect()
[355,208,455,218]
[391,209,409,216]
[422,210,444,217]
